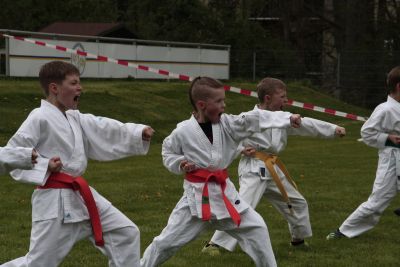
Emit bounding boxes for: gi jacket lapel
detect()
[65,112,88,174]
[190,115,212,149]
[210,123,222,169]
[188,116,222,169]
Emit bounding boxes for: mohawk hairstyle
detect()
[189,77,223,111]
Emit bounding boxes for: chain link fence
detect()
[2,39,399,109]
[230,49,400,109]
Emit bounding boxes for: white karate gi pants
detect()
[140,196,276,267]
[1,205,140,267]
[339,149,399,238]
[211,171,311,251]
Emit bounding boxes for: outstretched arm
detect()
[288,117,344,138]
[76,112,151,161]
[223,109,297,143]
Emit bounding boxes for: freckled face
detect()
[53,74,82,112]
[266,88,287,111]
[204,88,226,123]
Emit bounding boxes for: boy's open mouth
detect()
[73,95,80,102]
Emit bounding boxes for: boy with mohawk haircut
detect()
[140,76,302,267]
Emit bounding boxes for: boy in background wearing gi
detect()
[140,77,302,267]
[0,147,38,174]
[327,66,400,240]
[203,77,346,255]
[2,61,154,267]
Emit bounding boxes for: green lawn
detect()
[1,78,399,266]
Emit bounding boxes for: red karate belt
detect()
[185,169,241,227]
[37,172,104,246]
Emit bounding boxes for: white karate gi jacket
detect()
[361,96,400,148]
[0,147,34,175]
[239,105,337,174]
[162,109,292,220]
[361,95,400,177]
[7,100,150,224]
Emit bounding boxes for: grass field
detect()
[0,78,399,266]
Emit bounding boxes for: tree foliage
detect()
[0,0,119,31]
[1,0,400,107]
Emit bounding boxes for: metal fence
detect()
[230,48,400,108]
[2,29,399,108]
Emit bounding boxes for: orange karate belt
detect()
[254,151,298,213]
[185,169,241,227]
[37,172,104,246]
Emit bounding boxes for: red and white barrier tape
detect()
[2,34,368,122]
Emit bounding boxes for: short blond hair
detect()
[257,77,286,103]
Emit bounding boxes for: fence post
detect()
[5,36,9,76]
[253,50,256,81]
[336,52,340,88]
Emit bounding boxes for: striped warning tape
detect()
[2,34,368,122]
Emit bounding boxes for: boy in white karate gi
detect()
[203,77,346,254]
[327,66,400,240]
[140,77,302,267]
[0,147,37,174]
[1,61,154,267]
